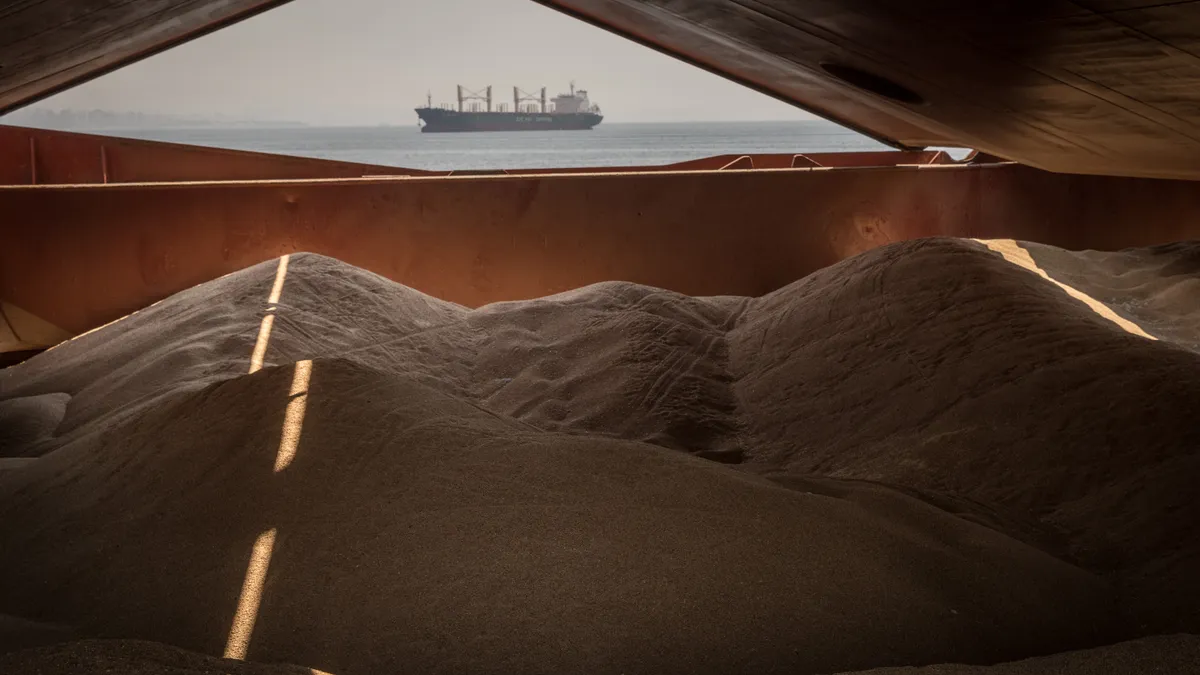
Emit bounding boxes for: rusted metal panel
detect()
[0,126,431,185]
[0,126,969,185]
[4,162,1200,339]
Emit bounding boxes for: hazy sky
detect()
[25,0,815,125]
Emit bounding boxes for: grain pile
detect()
[1,238,1197,674]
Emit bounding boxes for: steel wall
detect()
[0,125,427,185]
[5,163,1200,338]
[0,125,962,185]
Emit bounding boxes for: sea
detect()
[108,120,916,172]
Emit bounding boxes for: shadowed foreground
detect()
[1,238,1198,674]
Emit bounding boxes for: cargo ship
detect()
[415,82,602,132]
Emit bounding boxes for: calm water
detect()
[113,120,898,171]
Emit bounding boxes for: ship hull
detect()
[416,108,602,132]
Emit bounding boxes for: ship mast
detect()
[456,85,493,113]
[514,86,544,113]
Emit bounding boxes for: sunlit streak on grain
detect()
[975,239,1156,340]
[224,528,277,660]
[275,359,312,472]
[268,254,290,305]
[223,359,312,657]
[248,314,276,374]
[225,255,304,660]
[248,255,291,373]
